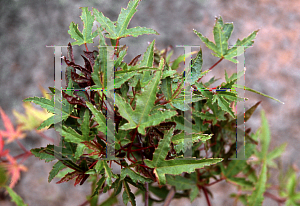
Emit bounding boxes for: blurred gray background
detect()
[0,0,299,205]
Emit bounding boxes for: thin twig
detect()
[163,186,176,206]
[202,186,211,206]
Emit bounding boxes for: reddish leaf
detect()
[0,107,26,144]
[1,154,27,188]
[0,133,9,157]
[62,91,87,108]
[56,170,88,186]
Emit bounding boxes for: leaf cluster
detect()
[23,1,297,206]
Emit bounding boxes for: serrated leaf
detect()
[120,168,153,184]
[116,58,177,135]
[247,162,267,206]
[62,125,91,144]
[171,132,212,153]
[233,84,284,104]
[190,48,203,84]
[189,186,199,202]
[23,96,72,130]
[194,16,259,63]
[227,177,254,187]
[48,161,66,183]
[212,94,236,118]
[103,161,117,187]
[94,0,158,40]
[85,102,109,136]
[31,147,56,163]
[12,102,53,132]
[144,127,222,185]
[99,193,118,206]
[92,175,106,197]
[4,186,28,206]
[224,30,259,63]
[0,107,26,144]
[68,7,98,46]
[165,174,196,190]
[122,180,136,206]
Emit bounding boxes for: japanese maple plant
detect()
[19,0,299,206]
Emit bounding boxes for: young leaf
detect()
[68,7,98,46]
[23,97,73,130]
[12,102,53,132]
[93,0,158,40]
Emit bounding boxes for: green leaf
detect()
[103,161,117,187]
[116,58,177,135]
[99,193,118,206]
[140,40,155,67]
[213,16,232,57]
[212,93,236,118]
[68,7,98,46]
[81,109,90,139]
[62,125,88,144]
[4,186,28,206]
[74,143,86,159]
[259,110,271,159]
[190,48,203,84]
[287,173,297,197]
[31,145,83,172]
[194,16,259,63]
[120,168,153,184]
[171,132,212,153]
[247,162,267,206]
[122,179,136,206]
[227,177,254,187]
[48,161,66,183]
[92,175,106,197]
[165,174,196,190]
[189,186,199,202]
[233,84,284,104]
[85,102,107,135]
[94,0,158,40]
[31,147,56,163]
[144,127,222,185]
[224,30,259,63]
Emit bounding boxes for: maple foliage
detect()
[0,106,26,144]
[1,154,27,188]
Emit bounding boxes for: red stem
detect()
[15,139,28,153]
[36,131,54,143]
[205,178,225,186]
[197,57,224,83]
[84,43,89,52]
[202,186,212,206]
